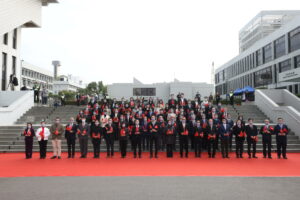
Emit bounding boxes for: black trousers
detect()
[142,134,150,150]
[92,138,101,157]
[179,136,189,157]
[38,140,48,158]
[221,138,229,157]
[194,137,202,157]
[262,138,272,157]
[149,135,159,157]
[79,138,88,157]
[120,140,127,157]
[105,137,114,156]
[166,144,173,157]
[25,137,33,158]
[277,137,287,158]
[132,136,142,157]
[235,138,245,157]
[66,137,76,157]
[189,134,195,150]
[247,140,257,157]
[207,139,217,157]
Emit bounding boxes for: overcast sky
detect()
[21,0,300,85]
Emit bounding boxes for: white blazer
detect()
[36,127,51,141]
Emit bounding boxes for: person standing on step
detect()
[77,118,90,158]
[131,119,143,158]
[103,118,116,158]
[65,117,77,158]
[178,117,189,158]
[206,119,218,158]
[50,117,64,159]
[90,120,102,158]
[194,120,204,158]
[36,120,50,159]
[23,122,35,159]
[245,118,258,159]
[165,120,176,158]
[274,118,289,159]
[119,122,130,158]
[147,115,160,158]
[219,118,231,158]
[232,119,246,158]
[260,119,274,159]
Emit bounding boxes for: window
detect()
[2,53,7,91]
[256,49,262,66]
[295,84,299,94]
[274,36,286,58]
[254,67,272,87]
[289,26,300,52]
[295,55,300,69]
[133,88,156,96]
[263,43,272,64]
[279,59,291,73]
[3,33,8,45]
[13,29,17,49]
[12,56,16,75]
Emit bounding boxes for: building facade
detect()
[108,78,214,102]
[0,0,58,91]
[53,75,85,94]
[21,61,54,92]
[215,10,300,96]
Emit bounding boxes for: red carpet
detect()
[0,152,299,177]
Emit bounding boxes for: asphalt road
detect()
[1,177,300,200]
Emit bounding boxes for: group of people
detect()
[23,93,289,160]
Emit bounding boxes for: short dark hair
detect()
[248,118,253,121]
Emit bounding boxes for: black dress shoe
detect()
[240,155,243,158]
[50,156,57,159]
[253,156,258,159]
[268,156,272,159]
[57,156,61,159]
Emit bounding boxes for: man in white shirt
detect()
[36,120,51,159]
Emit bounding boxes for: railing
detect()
[255,89,300,138]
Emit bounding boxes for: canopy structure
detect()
[233,86,255,95]
[233,88,243,95]
[243,86,255,93]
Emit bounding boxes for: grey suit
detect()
[77,123,90,157]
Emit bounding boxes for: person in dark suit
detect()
[274,118,289,159]
[168,94,177,109]
[103,119,116,158]
[232,120,246,158]
[119,122,130,158]
[206,119,218,158]
[23,122,35,159]
[219,118,231,158]
[77,118,90,158]
[245,118,258,159]
[131,119,143,158]
[65,117,77,158]
[194,120,204,158]
[147,115,160,158]
[90,120,102,158]
[260,119,274,159]
[177,117,189,158]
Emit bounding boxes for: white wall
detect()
[0,91,34,125]
[107,82,214,101]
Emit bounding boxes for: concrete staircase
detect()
[15,106,55,124]
[226,104,270,123]
[1,105,300,153]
